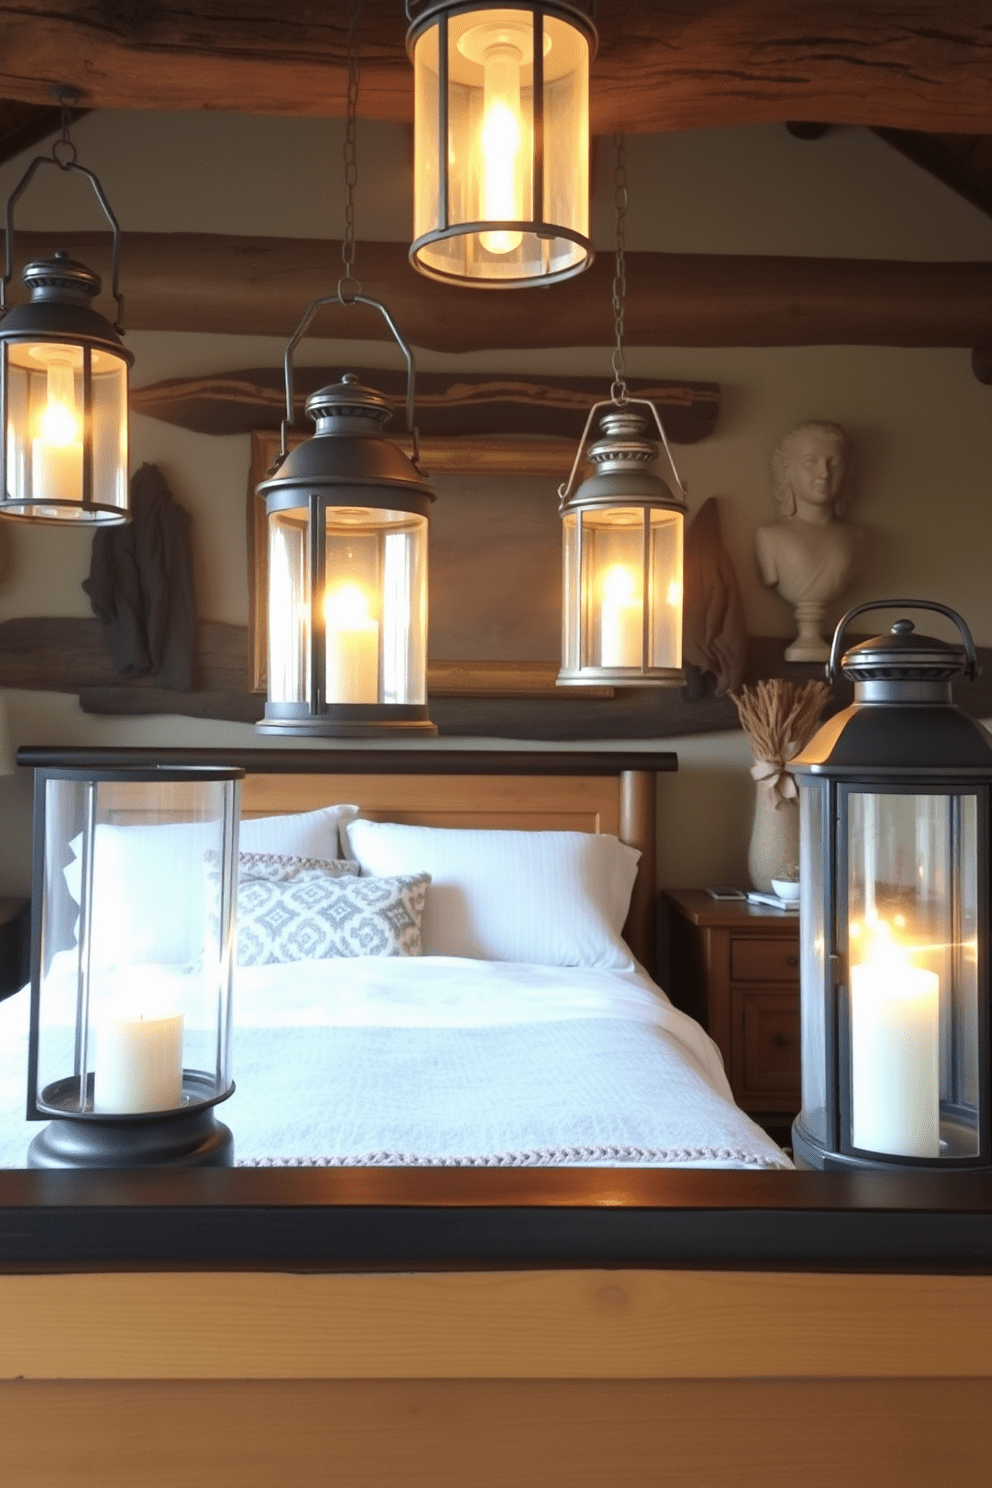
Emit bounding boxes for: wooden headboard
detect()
[18,747,678,975]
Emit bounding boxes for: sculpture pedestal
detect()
[785,601,830,663]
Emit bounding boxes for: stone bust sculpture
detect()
[755,419,857,662]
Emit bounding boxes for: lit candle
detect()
[599,564,642,668]
[849,919,940,1158]
[93,999,185,1114]
[31,355,83,504]
[325,581,380,704]
[478,40,524,254]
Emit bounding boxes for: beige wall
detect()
[0,113,989,898]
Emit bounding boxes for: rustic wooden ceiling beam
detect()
[9,231,989,351]
[0,2,989,134]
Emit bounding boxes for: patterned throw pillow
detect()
[234,858,431,966]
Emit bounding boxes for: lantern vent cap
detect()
[22,251,101,303]
[840,618,969,685]
[305,372,395,429]
[566,405,683,510]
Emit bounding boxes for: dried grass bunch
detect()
[731,678,832,803]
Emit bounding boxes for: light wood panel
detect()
[11,232,991,350]
[4,1269,992,1381]
[3,1376,992,1488]
[0,2,989,134]
[240,771,620,838]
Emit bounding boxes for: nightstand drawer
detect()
[734,989,801,1101]
[730,936,800,983]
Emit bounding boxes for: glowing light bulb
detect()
[479,40,524,255]
[32,355,83,504]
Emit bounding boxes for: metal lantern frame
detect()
[0,125,133,525]
[556,395,688,688]
[406,0,597,288]
[255,290,437,738]
[25,762,243,1170]
[790,599,992,1174]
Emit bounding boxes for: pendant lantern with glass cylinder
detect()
[790,600,992,1173]
[0,95,132,525]
[557,135,687,688]
[256,0,437,737]
[407,0,596,287]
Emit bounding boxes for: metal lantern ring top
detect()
[406,0,597,288]
[256,291,437,737]
[557,396,688,687]
[0,110,133,525]
[790,598,992,1173]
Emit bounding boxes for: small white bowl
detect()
[771,878,800,902]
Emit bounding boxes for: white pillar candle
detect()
[32,356,83,504]
[850,949,940,1159]
[599,565,642,668]
[93,1001,185,1114]
[325,582,380,704]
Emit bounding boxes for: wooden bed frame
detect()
[4,745,992,1486]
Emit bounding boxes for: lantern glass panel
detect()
[323,506,428,706]
[31,774,238,1119]
[267,505,311,706]
[560,505,683,671]
[798,782,830,1146]
[4,341,128,519]
[844,789,979,1161]
[412,7,590,284]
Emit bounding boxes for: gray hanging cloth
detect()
[83,462,197,691]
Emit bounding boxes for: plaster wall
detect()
[0,113,988,899]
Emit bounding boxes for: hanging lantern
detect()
[557,399,686,686]
[256,298,437,737]
[407,0,596,287]
[0,103,132,525]
[26,761,242,1169]
[790,600,992,1172]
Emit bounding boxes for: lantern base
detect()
[792,1114,986,1173]
[257,703,437,737]
[556,667,685,688]
[27,1103,234,1170]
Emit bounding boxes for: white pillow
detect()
[65,803,358,966]
[341,820,639,969]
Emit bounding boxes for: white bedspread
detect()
[0,958,790,1170]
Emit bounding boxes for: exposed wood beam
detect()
[7,231,989,351]
[0,3,990,134]
[872,129,992,217]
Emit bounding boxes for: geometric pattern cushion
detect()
[234,864,431,966]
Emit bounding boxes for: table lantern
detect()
[0,103,132,525]
[26,762,243,1168]
[407,0,597,287]
[557,400,687,686]
[790,600,992,1172]
[257,294,437,737]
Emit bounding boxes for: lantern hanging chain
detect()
[52,89,78,169]
[609,132,629,407]
[339,0,362,303]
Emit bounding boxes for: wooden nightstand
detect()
[660,888,800,1143]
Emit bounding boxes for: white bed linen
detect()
[0,959,790,1170]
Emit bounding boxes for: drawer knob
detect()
[773,1032,793,1048]
[785,954,799,967]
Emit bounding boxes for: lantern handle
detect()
[276,290,421,472]
[827,599,980,683]
[557,396,687,508]
[1,155,126,332]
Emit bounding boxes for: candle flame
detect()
[39,400,80,445]
[602,565,639,603]
[325,582,373,626]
